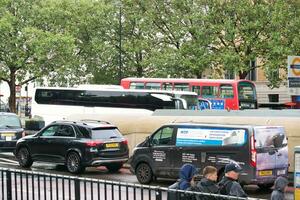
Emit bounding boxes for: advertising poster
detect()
[176,128,246,146]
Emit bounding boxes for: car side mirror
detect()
[145,136,151,147]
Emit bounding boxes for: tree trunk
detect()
[8,71,16,113]
[136,52,143,77]
[239,71,248,79]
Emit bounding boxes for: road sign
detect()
[288,56,300,91]
[288,56,300,78]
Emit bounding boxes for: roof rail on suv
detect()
[80,119,111,124]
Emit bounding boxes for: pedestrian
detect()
[196,166,219,193]
[168,163,198,200]
[193,166,219,200]
[271,176,288,200]
[218,162,247,197]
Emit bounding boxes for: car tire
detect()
[106,163,123,172]
[66,152,85,174]
[258,183,273,190]
[17,147,33,168]
[135,163,153,184]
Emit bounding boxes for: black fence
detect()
[0,168,264,200]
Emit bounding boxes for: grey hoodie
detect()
[271,177,288,200]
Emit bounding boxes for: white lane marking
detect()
[0,157,18,164]
[0,161,18,166]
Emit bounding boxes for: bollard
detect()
[6,170,12,200]
[294,146,300,199]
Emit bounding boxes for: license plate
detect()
[105,143,119,148]
[259,170,273,176]
[1,133,14,137]
[277,169,286,175]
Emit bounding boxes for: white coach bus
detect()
[31,87,199,125]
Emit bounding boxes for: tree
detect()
[204,0,300,87]
[0,0,76,112]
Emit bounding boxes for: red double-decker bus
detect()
[121,78,257,110]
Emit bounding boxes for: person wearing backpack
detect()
[193,166,219,200]
[218,162,247,197]
[167,163,198,200]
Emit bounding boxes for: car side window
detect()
[40,125,59,137]
[55,125,75,137]
[151,127,174,146]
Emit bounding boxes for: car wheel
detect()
[258,183,273,190]
[106,163,123,172]
[66,152,85,174]
[136,163,153,184]
[17,147,33,168]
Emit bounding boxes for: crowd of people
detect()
[168,163,289,200]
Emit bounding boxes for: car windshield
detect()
[0,115,21,128]
[91,128,122,139]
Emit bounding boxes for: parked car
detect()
[15,120,129,174]
[0,112,24,151]
[129,123,288,189]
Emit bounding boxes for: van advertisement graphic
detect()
[176,128,246,146]
[254,126,288,171]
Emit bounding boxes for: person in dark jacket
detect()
[193,166,219,200]
[218,162,247,197]
[178,163,198,190]
[168,163,198,200]
[196,166,219,193]
[271,176,288,200]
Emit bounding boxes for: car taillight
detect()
[122,139,128,145]
[250,134,257,167]
[86,141,103,147]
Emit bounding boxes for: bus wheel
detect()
[258,183,273,190]
[136,163,153,184]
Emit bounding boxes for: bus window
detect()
[202,86,218,98]
[192,86,201,95]
[174,83,189,91]
[145,82,161,90]
[162,83,173,90]
[220,84,234,99]
[238,82,256,100]
[130,82,144,89]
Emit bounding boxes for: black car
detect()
[15,120,129,173]
[0,112,24,151]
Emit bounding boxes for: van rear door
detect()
[254,126,288,178]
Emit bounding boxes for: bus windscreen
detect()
[238,82,256,101]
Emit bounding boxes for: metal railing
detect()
[0,168,265,200]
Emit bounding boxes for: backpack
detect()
[218,179,234,195]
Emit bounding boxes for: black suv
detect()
[15,120,129,173]
[0,112,24,151]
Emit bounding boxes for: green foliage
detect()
[1,0,299,111]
